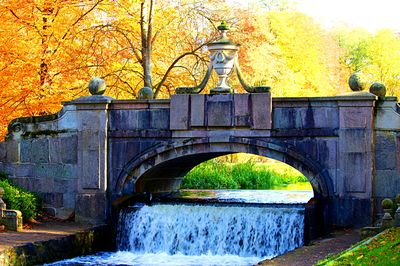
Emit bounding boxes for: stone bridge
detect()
[0,92,400,228]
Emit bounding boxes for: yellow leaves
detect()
[356,254,364,260]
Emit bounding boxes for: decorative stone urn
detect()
[176,21,270,94]
[207,22,238,94]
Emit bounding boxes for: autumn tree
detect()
[335,28,400,96]
[0,0,108,137]
[365,30,400,96]
[110,0,229,98]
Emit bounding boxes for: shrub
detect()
[0,173,40,221]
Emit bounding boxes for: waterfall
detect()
[45,191,311,266]
[117,203,304,259]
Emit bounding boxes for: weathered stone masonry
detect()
[0,92,399,229]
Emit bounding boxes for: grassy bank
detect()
[316,227,400,265]
[181,160,309,190]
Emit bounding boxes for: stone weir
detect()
[0,93,399,230]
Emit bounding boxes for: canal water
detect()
[46,189,313,266]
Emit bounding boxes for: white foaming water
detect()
[118,204,304,259]
[46,190,308,266]
[48,251,261,266]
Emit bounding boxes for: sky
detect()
[292,0,400,32]
[228,0,400,32]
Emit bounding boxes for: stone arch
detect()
[113,137,334,200]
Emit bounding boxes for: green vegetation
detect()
[316,227,400,266]
[0,172,40,221]
[181,160,309,190]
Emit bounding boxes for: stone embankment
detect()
[0,222,113,265]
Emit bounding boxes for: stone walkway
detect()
[0,221,95,252]
[259,229,360,266]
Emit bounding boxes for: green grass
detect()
[316,227,400,266]
[180,160,309,190]
[0,172,40,221]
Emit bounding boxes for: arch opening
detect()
[179,153,313,192]
[113,138,334,203]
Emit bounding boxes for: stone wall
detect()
[0,96,114,221]
[0,115,79,215]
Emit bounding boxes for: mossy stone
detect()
[382,198,393,209]
[369,82,386,98]
[348,73,368,91]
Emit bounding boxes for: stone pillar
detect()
[69,96,113,224]
[335,92,376,226]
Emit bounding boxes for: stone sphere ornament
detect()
[138,86,154,100]
[369,82,386,98]
[348,72,368,91]
[88,77,106,95]
[382,198,393,210]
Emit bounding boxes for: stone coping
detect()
[62,93,385,106]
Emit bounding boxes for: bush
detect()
[0,173,40,221]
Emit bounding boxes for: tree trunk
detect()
[39,4,53,93]
[140,0,154,89]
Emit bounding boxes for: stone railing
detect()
[0,187,23,231]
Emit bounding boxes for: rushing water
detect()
[46,190,313,266]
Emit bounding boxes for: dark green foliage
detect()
[0,171,7,181]
[181,160,308,189]
[0,173,40,221]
